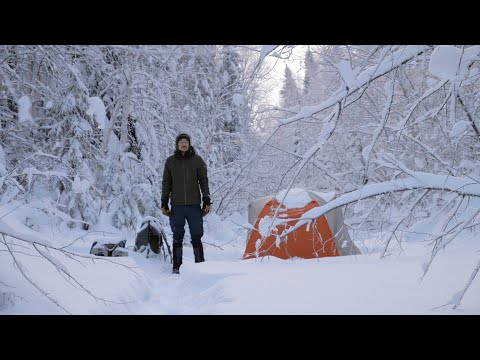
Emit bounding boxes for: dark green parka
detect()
[161,146,211,207]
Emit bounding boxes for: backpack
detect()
[134,217,172,261]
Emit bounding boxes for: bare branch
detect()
[457,94,480,137]
[451,258,480,309]
[380,189,430,258]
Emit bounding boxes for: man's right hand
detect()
[161,207,171,217]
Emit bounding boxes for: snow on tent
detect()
[243,188,361,260]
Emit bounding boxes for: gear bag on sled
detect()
[134,216,172,262]
[89,237,128,257]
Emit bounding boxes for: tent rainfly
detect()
[243,188,361,260]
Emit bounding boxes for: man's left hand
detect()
[202,204,211,216]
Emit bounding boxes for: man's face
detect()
[178,138,190,152]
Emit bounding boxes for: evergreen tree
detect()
[302,49,320,104]
[279,65,301,108]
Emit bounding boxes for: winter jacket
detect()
[161,146,211,207]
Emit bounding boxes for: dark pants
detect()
[169,204,205,269]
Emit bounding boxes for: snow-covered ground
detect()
[1,205,478,315]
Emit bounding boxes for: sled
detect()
[89,237,128,257]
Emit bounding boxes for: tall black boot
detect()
[172,242,183,273]
[192,243,205,263]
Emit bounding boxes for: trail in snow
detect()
[127,247,236,314]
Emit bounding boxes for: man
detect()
[161,133,212,274]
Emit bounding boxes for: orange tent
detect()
[243,189,360,260]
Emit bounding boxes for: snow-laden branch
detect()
[40,45,89,95]
[279,46,429,126]
[0,218,53,247]
[259,46,279,64]
[1,222,144,313]
[1,151,60,178]
[1,234,70,314]
[33,243,137,306]
[397,79,449,131]
[280,172,480,239]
